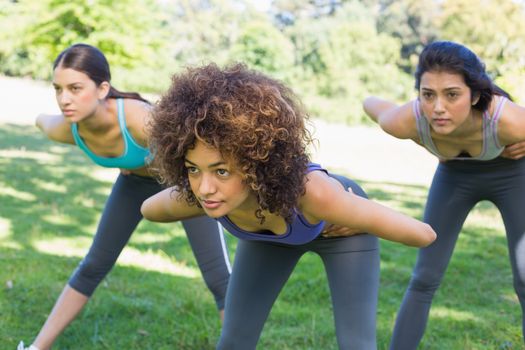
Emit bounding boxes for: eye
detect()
[53,86,61,93]
[186,166,199,175]
[447,92,458,99]
[421,92,434,100]
[216,168,230,177]
[71,86,81,92]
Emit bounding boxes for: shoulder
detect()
[298,171,345,220]
[496,97,525,145]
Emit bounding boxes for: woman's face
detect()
[419,70,478,135]
[52,66,107,123]
[184,140,253,218]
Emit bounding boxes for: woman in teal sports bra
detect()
[17,44,232,350]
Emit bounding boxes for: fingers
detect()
[321,224,363,238]
[502,141,525,160]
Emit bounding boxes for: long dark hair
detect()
[415,41,511,111]
[53,43,149,103]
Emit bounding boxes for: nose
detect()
[57,90,72,106]
[198,173,216,196]
[433,97,445,114]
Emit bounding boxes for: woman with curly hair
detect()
[141,63,436,349]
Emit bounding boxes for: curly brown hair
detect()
[149,63,313,223]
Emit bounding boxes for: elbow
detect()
[140,198,154,221]
[416,223,437,248]
[35,115,43,130]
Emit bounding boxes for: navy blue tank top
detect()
[217,163,327,245]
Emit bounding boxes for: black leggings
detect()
[390,157,525,349]
[217,174,380,349]
[68,173,231,309]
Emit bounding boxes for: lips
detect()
[432,118,450,126]
[201,199,222,210]
[62,109,75,116]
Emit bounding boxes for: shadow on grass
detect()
[0,124,229,348]
[1,124,522,349]
[0,123,235,262]
[1,245,221,349]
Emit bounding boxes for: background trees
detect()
[1,0,525,123]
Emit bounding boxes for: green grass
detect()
[1,123,523,349]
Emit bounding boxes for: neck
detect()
[77,99,113,134]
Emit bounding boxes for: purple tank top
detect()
[217,163,327,245]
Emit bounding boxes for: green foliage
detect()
[376,0,441,73]
[439,0,525,78]
[0,0,171,84]
[231,20,295,78]
[286,1,412,123]
[3,0,525,122]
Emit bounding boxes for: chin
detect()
[431,125,455,135]
[203,209,226,219]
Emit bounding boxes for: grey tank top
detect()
[413,96,507,161]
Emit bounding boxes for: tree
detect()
[0,0,171,87]
[230,20,295,78]
[376,0,441,73]
[439,0,525,101]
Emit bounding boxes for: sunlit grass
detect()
[1,123,523,349]
[32,237,199,278]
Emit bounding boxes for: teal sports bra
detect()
[71,98,151,169]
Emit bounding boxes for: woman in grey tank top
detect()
[363,40,525,349]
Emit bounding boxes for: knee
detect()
[513,278,525,300]
[408,270,443,294]
[79,252,115,278]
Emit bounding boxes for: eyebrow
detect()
[52,82,83,87]
[184,158,227,168]
[421,86,462,91]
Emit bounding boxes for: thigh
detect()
[218,240,303,349]
[413,165,478,283]
[491,163,525,287]
[90,174,161,256]
[316,236,380,350]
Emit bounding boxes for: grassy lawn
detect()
[1,123,523,349]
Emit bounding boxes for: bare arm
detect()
[35,114,75,144]
[362,96,419,140]
[141,187,205,222]
[300,172,436,247]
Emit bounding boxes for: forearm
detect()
[326,195,436,248]
[363,199,436,247]
[141,187,202,222]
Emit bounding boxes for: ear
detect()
[97,81,110,100]
[472,92,480,106]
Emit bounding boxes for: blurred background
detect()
[2,1,525,348]
[1,0,525,125]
